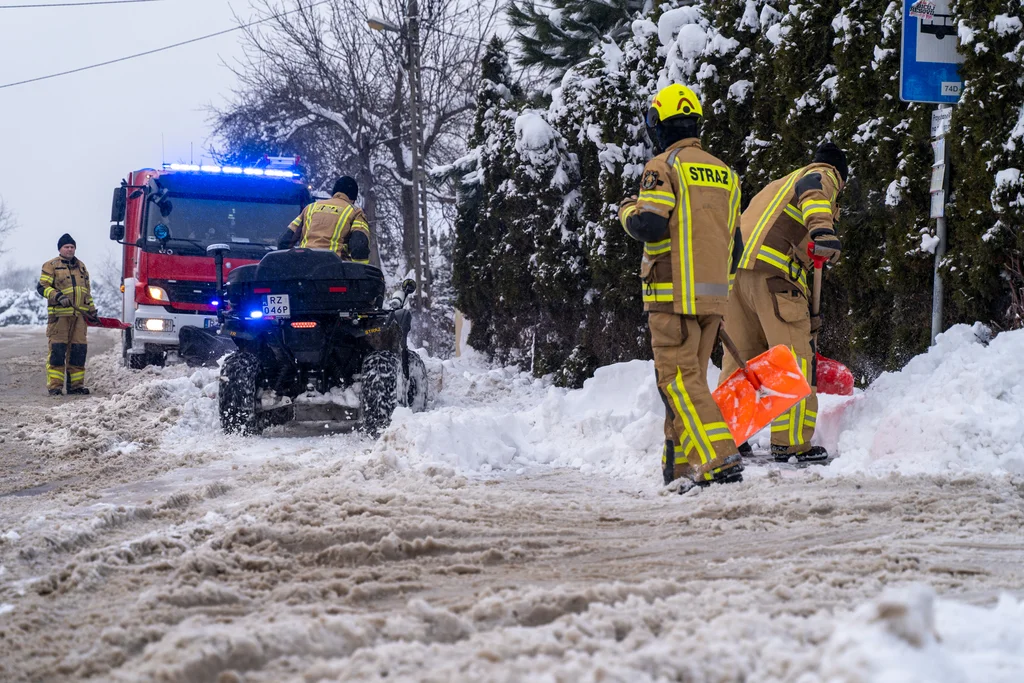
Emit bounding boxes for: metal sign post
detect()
[930,107,951,344]
[901,0,963,344]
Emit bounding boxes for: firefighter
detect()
[618,84,744,488]
[278,176,371,263]
[37,233,98,396]
[721,142,848,463]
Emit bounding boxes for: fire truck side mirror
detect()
[109,224,125,242]
[110,186,127,224]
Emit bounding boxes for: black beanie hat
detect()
[57,233,76,250]
[813,142,849,182]
[332,176,359,201]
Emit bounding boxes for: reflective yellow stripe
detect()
[639,189,675,202]
[69,372,85,381]
[329,206,355,254]
[641,282,674,303]
[297,204,316,247]
[783,205,804,224]
[352,259,370,265]
[43,287,56,298]
[40,274,54,284]
[801,199,832,210]
[739,170,801,269]
[672,158,696,315]
[667,368,715,467]
[351,219,370,233]
[705,422,734,443]
[756,246,808,293]
[621,205,638,226]
[638,189,676,208]
[803,206,833,219]
[728,172,741,255]
[644,239,671,255]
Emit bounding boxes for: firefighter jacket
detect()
[617,138,741,316]
[37,257,95,318]
[735,162,843,295]
[284,192,371,263]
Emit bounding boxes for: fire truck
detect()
[109,158,311,368]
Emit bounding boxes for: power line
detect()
[0,0,331,89]
[0,0,163,8]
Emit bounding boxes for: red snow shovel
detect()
[807,244,854,396]
[72,305,130,330]
[713,329,812,447]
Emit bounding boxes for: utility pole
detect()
[369,3,431,309]
[405,0,424,308]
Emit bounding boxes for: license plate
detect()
[262,294,290,318]
[203,317,217,328]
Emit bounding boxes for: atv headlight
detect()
[147,286,169,302]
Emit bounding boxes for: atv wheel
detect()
[219,351,262,435]
[361,350,401,435]
[406,351,428,412]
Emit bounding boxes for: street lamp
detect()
[368,4,430,308]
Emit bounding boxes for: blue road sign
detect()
[900,0,964,103]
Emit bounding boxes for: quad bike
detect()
[180,245,427,436]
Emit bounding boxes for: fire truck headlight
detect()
[147,286,169,302]
[137,318,173,332]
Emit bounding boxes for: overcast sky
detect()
[0,0,249,276]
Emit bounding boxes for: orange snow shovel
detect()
[712,329,812,446]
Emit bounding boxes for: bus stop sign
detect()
[900,0,964,103]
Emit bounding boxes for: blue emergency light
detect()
[164,157,300,179]
[249,310,264,319]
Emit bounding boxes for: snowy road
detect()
[1,326,1023,682]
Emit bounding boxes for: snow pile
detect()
[832,324,1024,476]
[822,584,1024,683]
[0,288,46,326]
[376,359,666,480]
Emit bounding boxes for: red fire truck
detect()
[109,158,311,368]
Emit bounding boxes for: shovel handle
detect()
[718,325,761,390]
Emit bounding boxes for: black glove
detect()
[810,313,822,335]
[56,294,72,307]
[810,229,842,262]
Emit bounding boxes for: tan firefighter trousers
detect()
[650,312,739,481]
[46,315,88,391]
[720,268,817,453]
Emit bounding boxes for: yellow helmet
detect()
[645,84,704,127]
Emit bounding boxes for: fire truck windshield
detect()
[144,194,302,257]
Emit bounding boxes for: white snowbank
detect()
[832,324,1024,476]
[376,359,665,481]
[822,585,1024,683]
[0,289,46,326]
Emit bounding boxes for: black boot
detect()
[794,445,829,462]
[738,441,754,458]
[772,444,829,463]
[693,453,744,487]
[48,388,62,396]
[662,440,676,486]
[67,387,91,395]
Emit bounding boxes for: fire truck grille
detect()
[157,280,218,306]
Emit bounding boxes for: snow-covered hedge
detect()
[453,0,1024,385]
[0,281,121,327]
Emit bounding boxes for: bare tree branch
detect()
[0,197,17,257]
